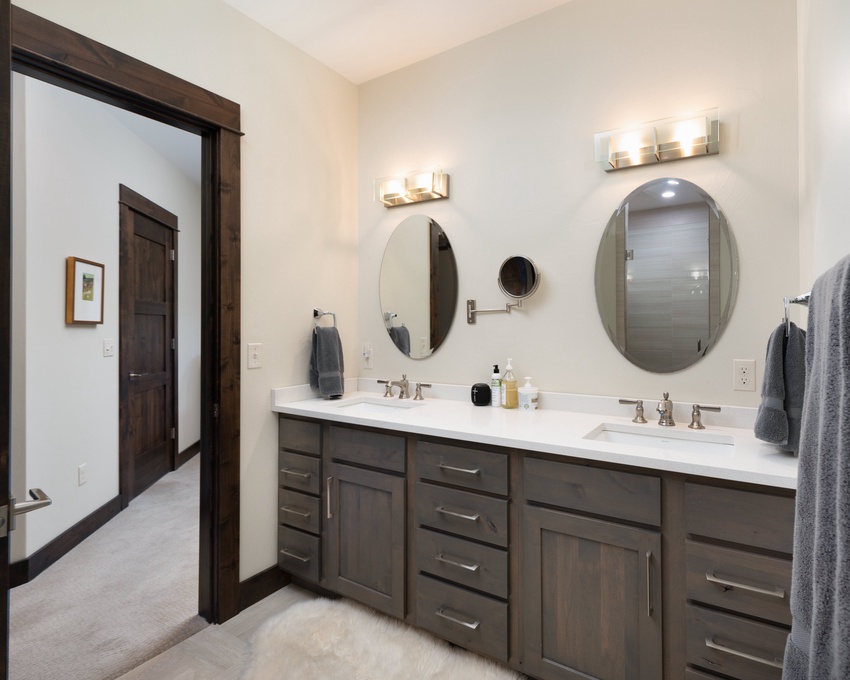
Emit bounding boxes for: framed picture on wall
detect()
[65,256,105,324]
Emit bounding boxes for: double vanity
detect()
[272,388,796,680]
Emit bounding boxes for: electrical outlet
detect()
[363,343,373,369]
[247,343,262,369]
[78,463,87,486]
[733,359,756,391]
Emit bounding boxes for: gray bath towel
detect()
[309,326,344,398]
[783,254,850,679]
[754,322,806,452]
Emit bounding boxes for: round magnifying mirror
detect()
[594,178,738,373]
[379,215,458,359]
[498,256,540,299]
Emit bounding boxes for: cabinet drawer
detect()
[415,574,508,662]
[417,441,508,495]
[416,527,508,599]
[279,451,321,494]
[686,540,791,624]
[524,456,661,526]
[278,526,320,582]
[684,484,794,553]
[686,669,725,680]
[686,604,786,680]
[278,488,321,534]
[328,425,406,473]
[416,482,508,547]
[278,417,320,456]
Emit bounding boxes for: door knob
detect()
[128,372,149,379]
[0,488,53,537]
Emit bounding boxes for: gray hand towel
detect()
[388,325,410,357]
[783,254,850,679]
[783,323,806,452]
[754,322,806,452]
[309,326,344,399]
[754,324,790,446]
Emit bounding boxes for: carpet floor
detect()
[9,455,208,680]
[240,597,525,680]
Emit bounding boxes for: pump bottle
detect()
[490,365,501,407]
[501,359,518,409]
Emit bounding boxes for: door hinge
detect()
[170,249,175,261]
[171,427,176,440]
[213,403,220,418]
[171,338,176,350]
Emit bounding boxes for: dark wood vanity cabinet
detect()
[682,483,794,680]
[324,425,407,619]
[414,440,511,662]
[522,456,663,680]
[277,418,323,582]
[277,414,796,680]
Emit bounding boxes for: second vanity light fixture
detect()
[375,168,449,207]
[594,108,719,171]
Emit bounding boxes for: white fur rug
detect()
[240,597,524,680]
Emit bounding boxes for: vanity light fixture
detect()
[375,168,449,207]
[594,108,719,171]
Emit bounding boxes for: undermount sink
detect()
[333,396,424,416]
[583,422,734,455]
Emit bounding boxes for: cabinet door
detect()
[325,462,406,618]
[523,505,662,680]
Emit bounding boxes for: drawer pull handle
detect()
[704,637,783,669]
[437,463,481,476]
[436,506,480,522]
[705,573,786,599]
[435,608,480,630]
[281,505,311,518]
[280,547,311,563]
[435,553,480,572]
[327,476,333,519]
[281,467,311,479]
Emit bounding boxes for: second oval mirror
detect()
[380,215,458,359]
[594,178,738,373]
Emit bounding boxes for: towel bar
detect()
[783,292,810,336]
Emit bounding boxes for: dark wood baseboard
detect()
[176,440,200,469]
[10,495,122,588]
[239,566,291,612]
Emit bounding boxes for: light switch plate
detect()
[103,339,115,357]
[247,343,262,369]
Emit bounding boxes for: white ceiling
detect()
[220,0,575,84]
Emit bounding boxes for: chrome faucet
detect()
[656,392,675,426]
[386,374,410,399]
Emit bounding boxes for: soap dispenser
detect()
[490,365,501,407]
[518,377,538,412]
[501,359,518,409]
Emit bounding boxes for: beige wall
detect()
[359,0,799,407]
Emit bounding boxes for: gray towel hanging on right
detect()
[783,254,850,679]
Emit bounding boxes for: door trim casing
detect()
[9,6,242,623]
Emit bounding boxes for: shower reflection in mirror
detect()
[594,178,738,373]
[379,215,458,359]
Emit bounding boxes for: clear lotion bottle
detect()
[501,359,518,409]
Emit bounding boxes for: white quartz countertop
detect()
[272,391,798,490]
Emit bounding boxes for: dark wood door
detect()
[325,461,405,618]
[1,0,12,674]
[119,185,178,505]
[523,505,663,680]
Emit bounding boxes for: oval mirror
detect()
[594,178,738,373]
[498,255,540,299]
[380,215,458,359]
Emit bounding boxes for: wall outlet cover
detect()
[733,359,756,391]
